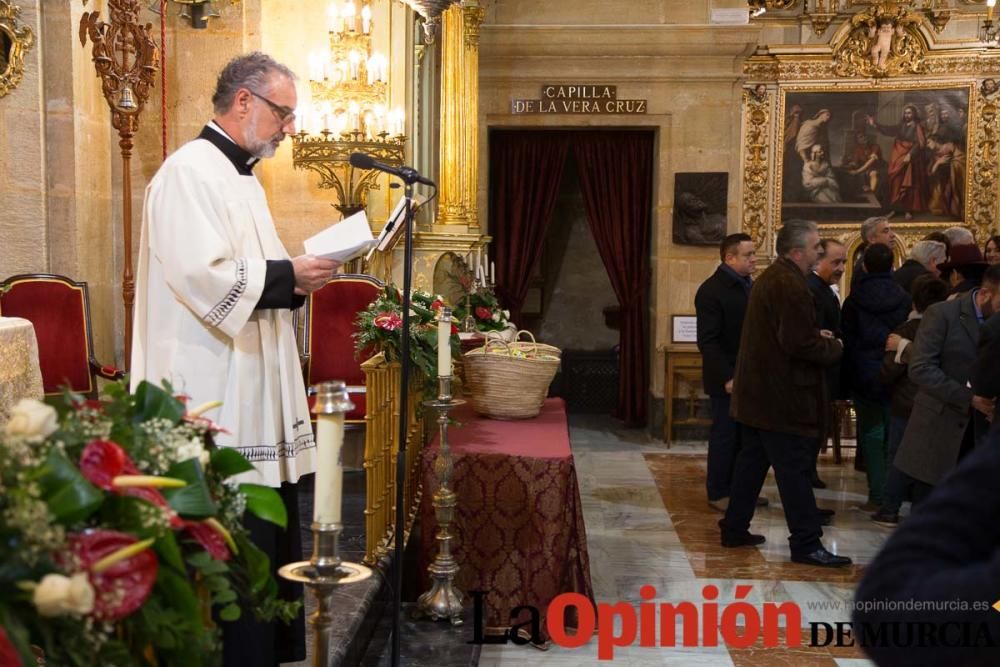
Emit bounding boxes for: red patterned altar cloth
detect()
[418,398,594,641]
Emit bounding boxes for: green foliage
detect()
[354,284,459,389]
[239,484,287,528]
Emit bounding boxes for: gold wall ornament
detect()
[80,0,160,365]
[832,3,927,78]
[969,86,1000,242]
[0,0,35,99]
[741,87,772,251]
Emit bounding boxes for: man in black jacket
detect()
[808,238,846,490]
[853,427,1000,667]
[696,233,756,512]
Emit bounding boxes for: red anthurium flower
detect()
[79,440,182,527]
[182,520,231,561]
[0,627,22,667]
[67,530,158,621]
[430,299,444,311]
[374,312,403,331]
[79,439,129,490]
[475,306,492,320]
[451,323,459,335]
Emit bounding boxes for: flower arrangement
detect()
[448,270,510,335]
[0,382,297,666]
[355,285,460,382]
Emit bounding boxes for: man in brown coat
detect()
[720,219,851,567]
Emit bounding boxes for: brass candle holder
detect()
[415,373,465,625]
[279,381,373,667]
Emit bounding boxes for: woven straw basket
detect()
[463,336,560,420]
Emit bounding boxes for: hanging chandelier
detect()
[394,0,460,42]
[293,0,405,218]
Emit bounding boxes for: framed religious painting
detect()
[0,0,34,98]
[777,84,972,227]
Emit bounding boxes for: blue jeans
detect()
[707,394,740,501]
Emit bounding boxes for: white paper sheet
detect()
[303,210,376,263]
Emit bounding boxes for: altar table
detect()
[418,398,594,641]
[0,316,44,421]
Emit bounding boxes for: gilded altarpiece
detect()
[740,2,1000,259]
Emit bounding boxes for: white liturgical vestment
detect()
[131,128,315,487]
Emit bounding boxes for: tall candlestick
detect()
[437,308,452,378]
[490,261,495,285]
[313,381,354,525]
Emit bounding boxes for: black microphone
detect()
[349,152,435,187]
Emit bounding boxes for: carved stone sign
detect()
[511,84,647,115]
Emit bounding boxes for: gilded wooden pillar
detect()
[436,6,467,225]
[461,0,484,230]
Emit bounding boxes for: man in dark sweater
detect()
[808,238,846,492]
[695,233,757,512]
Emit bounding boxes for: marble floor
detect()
[478,416,896,667]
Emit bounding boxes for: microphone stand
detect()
[391,177,416,667]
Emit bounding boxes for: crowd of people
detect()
[696,217,1000,568]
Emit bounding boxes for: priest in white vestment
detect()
[131,53,338,667]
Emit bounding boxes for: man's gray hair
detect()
[212,52,297,116]
[910,240,947,269]
[943,225,975,246]
[777,219,818,256]
[860,216,890,243]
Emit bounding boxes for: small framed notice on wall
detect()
[671,315,698,344]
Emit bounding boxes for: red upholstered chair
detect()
[301,274,383,427]
[0,273,124,398]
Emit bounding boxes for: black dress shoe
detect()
[818,508,835,517]
[755,496,769,508]
[820,514,833,526]
[811,476,827,489]
[791,548,852,567]
[721,532,766,548]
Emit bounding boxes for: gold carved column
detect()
[461,0,484,230]
[437,2,483,228]
[436,6,467,225]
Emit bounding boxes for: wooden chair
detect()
[0,273,124,398]
[299,273,383,428]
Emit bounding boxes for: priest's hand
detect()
[292,254,340,293]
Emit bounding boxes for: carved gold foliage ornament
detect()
[742,88,772,250]
[969,84,1000,242]
[832,3,926,78]
[0,0,35,99]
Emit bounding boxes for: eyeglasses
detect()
[249,90,296,125]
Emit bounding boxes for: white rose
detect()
[492,312,500,322]
[4,399,58,440]
[502,310,510,319]
[32,573,95,617]
[175,437,208,466]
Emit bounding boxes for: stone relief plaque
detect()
[673,172,728,246]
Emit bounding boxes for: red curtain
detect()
[572,131,654,426]
[489,131,570,324]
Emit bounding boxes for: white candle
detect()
[361,3,372,34]
[437,310,452,377]
[314,411,345,525]
[490,261,495,284]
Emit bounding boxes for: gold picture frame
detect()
[740,4,1000,253]
[0,0,34,99]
